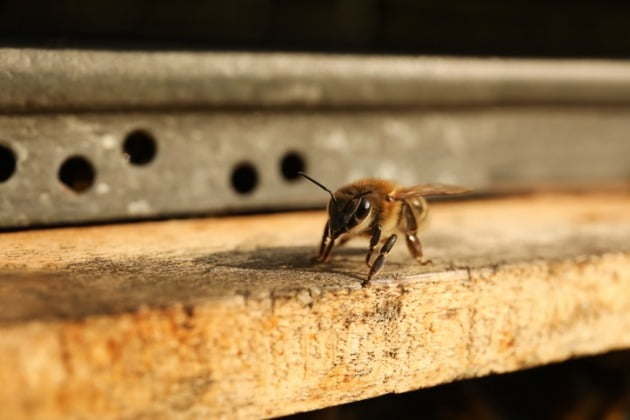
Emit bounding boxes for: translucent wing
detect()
[391,183,470,200]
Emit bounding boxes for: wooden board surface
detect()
[1,192,630,418]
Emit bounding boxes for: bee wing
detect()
[391,183,470,200]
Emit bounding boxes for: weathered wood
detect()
[0,192,629,419]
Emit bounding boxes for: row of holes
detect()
[0,130,157,192]
[0,130,306,195]
[232,151,305,194]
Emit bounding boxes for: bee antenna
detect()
[299,172,337,205]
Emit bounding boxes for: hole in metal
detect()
[123,129,157,165]
[231,162,258,194]
[58,156,96,193]
[281,151,306,181]
[0,144,16,183]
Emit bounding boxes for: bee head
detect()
[327,191,372,238]
[299,172,372,239]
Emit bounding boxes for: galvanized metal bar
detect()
[1,108,629,227]
[3,49,630,112]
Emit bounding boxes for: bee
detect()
[300,172,469,285]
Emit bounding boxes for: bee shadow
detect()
[192,246,368,280]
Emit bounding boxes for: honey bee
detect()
[300,172,469,285]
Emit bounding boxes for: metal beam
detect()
[3,49,630,112]
[1,108,629,227]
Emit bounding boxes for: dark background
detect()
[2,0,630,57]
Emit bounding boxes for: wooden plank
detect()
[0,192,629,418]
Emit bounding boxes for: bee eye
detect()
[354,197,371,220]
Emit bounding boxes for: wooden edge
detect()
[1,193,629,418]
[0,252,629,418]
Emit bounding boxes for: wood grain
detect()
[1,192,629,418]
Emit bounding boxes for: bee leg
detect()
[365,234,397,285]
[337,235,351,248]
[405,233,431,265]
[365,225,382,267]
[403,202,432,265]
[315,221,334,263]
[320,238,335,263]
